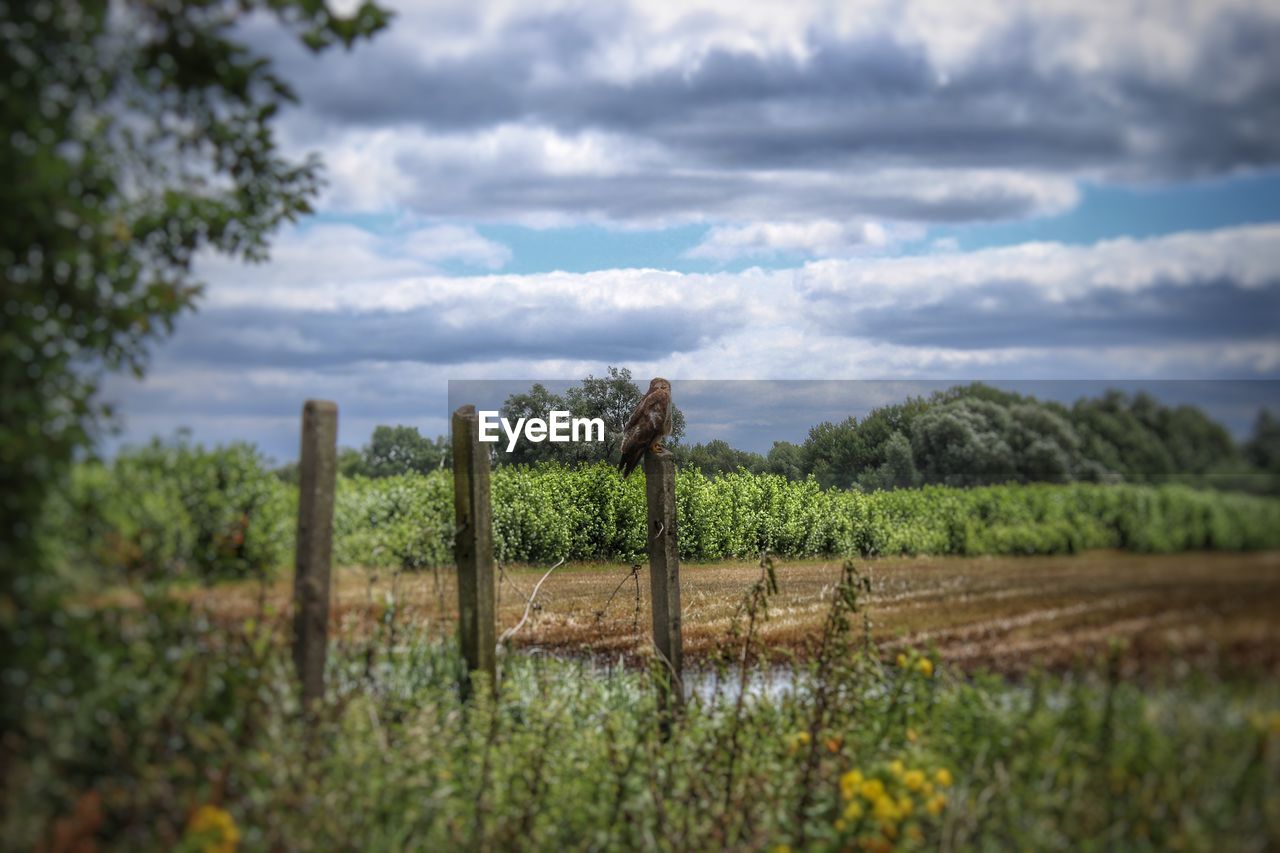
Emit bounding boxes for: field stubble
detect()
[193,549,1280,677]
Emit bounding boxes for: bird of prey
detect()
[618,377,673,479]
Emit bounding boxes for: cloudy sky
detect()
[106,0,1280,459]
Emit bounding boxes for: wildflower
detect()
[834,819,847,832]
[843,801,864,821]
[903,769,926,792]
[773,845,792,853]
[934,768,953,787]
[860,778,886,800]
[897,653,909,668]
[898,795,913,816]
[841,770,865,800]
[916,658,934,678]
[787,731,811,754]
[186,805,239,853]
[826,736,844,754]
[888,759,905,777]
[873,794,900,823]
[926,794,947,816]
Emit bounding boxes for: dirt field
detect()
[198,549,1280,676]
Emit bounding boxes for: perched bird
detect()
[618,377,673,479]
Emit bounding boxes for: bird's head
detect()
[649,377,671,393]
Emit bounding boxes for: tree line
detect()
[306,371,1280,494]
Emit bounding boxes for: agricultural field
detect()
[191,549,1280,677]
[11,548,1280,851]
[14,446,1280,850]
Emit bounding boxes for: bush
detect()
[331,464,1280,567]
[49,438,291,582]
[54,458,1280,578]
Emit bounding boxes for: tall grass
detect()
[6,562,1278,849]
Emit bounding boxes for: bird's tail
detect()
[619,447,644,479]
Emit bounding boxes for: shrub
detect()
[50,438,291,582]
[334,464,1280,567]
[54,458,1280,578]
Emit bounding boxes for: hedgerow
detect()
[53,453,1280,579]
[338,463,1280,569]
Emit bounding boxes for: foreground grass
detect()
[190,549,1280,676]
[7,564,1280,850]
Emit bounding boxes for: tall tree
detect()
[0,0,390,607]
[362,425,448,477]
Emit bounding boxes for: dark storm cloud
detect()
[164,302,732,368]
[389,160,1063,224]
[266,4,1280,185]
[809,279,1280,350]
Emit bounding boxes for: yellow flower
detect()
[773,845,792,853]
[897,653,909,668]
[926,794,947,816]
[843,801,864,821]
[834,818,847,832]
[903,769,926,792]
[916,658,934,678]
[922,781,935,797]
[186,805,239,853]
[841,770,865,800]
[873,794,900,823]
[888,759,905,777]
[860,779,886,800]
[934,768,953,788]
[787,731,811,754]
[898,795,914,817]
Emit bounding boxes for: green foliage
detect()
[673,439,768,478]
[334,473,453,571]
[1246,409,1280,493]
[5,593,1278,849]
[329,463,1280,567]
[796,384,1262,492]
[358,425,449,478]
[0,0,389,604]
[46,437,291,582]
[51,454,1280,580]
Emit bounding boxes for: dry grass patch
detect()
[190,549,1280,676]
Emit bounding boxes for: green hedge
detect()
[338,464,1280,568]
[46,439,293,582]
[54,453,1280,579]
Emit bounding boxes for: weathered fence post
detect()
[645,452,684,722]
[293,399,337,707]
[452,405,497,694]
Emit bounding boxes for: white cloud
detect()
[251,0,1278,234]
[798,224,1280,307]
[401,224,512,269]
[686,220,900,261]
[121,223,1280,462]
